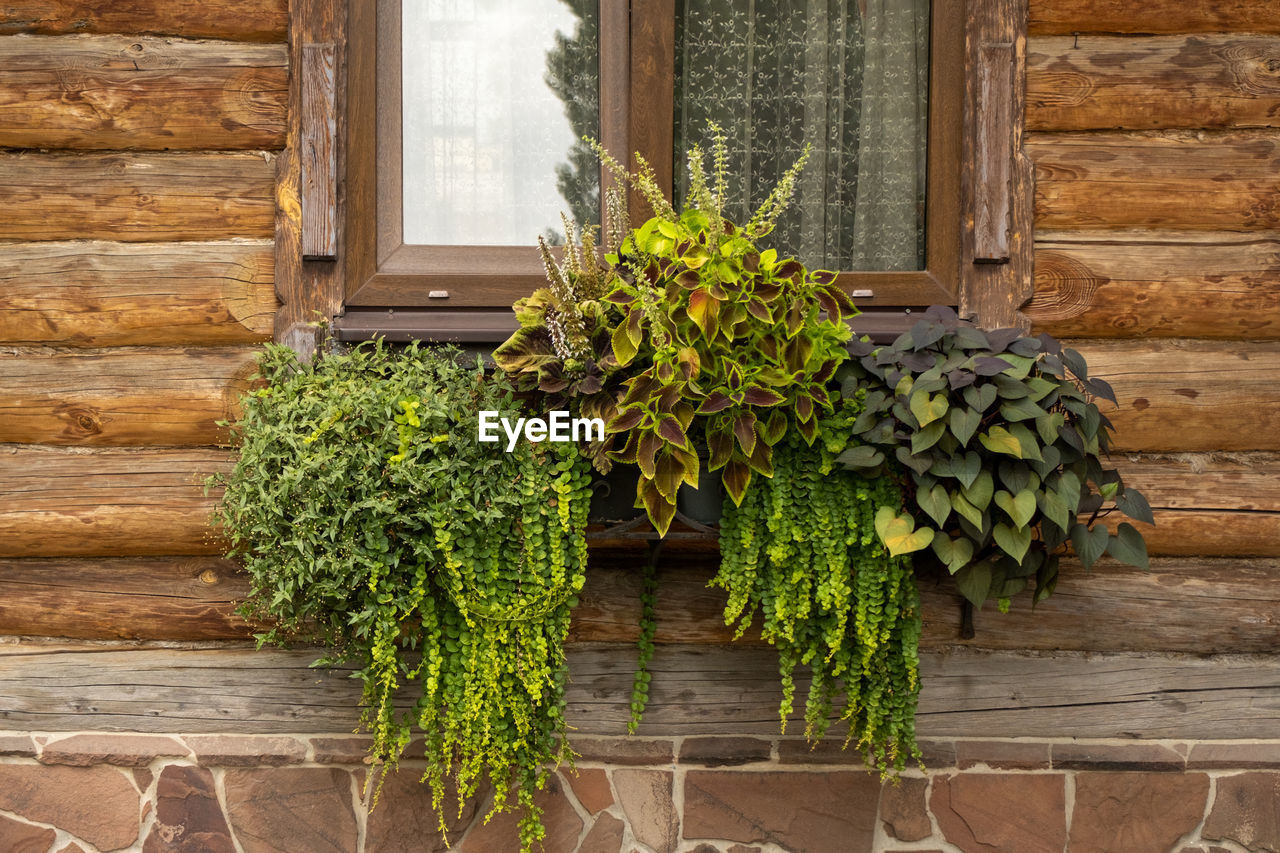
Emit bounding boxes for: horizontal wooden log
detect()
[575,556,1280,654]
[1029,0,1280,36]
[0,36,286,151]
[0,242,275,346]
[1,642,1277,738]
[0,1,287,41]
[0,36,285,151]
[0,347,258,445]
[0,557,250,640]
[1028,231,1280,339]
[0,152,276,241]
[0,447,230,558]
[1128,511,1280,558]
[1028,35,1280,131]
[1074,339,1280,451]
[1029,131,1280,231]
[1113,454,1280,511]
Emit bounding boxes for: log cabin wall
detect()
[1,0,1280,851]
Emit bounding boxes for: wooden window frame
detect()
[281,0,1023,347]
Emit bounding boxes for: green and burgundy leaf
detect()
[707,427,734,471]
[742,385,785,407]
[722,459,752,506]
[732,411,758,456]
[656,414,691,450]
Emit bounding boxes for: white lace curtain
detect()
[674,0,930,271]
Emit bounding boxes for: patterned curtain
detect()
[674,0,929,271]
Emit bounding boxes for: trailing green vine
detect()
[713,407,922,770]
[213,342,591,852]
[628,545,659,734]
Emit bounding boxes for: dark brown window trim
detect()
[339,0,964,310]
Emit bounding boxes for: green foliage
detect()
[713,416,922,770]
[493,214,627,472]
[628,550,658,734]
[835,306,1153,607]
[596,128,856,534]
[212,342,591,852]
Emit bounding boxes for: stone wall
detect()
[0,732,1276,852]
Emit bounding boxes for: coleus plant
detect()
[837,306,1153,609]
[492,212,628,470]
[596,130,856,534]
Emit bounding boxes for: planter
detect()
[676,459,723,526]
[589,464,644,523]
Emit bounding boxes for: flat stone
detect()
[573,737,674,765]
[40,733,189,767]
[187,735,307,767]
[931,773,1066,853]
[1202,772,1280,851]
[310,736,373,765]
[55,845,89,853]
[458,774,582,853]
[955,740,1051,770]
[0,813,56,853]
[683,770,879,853]
[0,764,140,851]
[1069,771,1208,853]
[0,735,36,757]
[1052,742,1185,771]
[364,767,484,853]
[142,765,236,853]
[223,767,358,853]
[579,813,625,853]
[134,768,155,793]
[1188,743,1280,770]
[880,776,931,842]
[614,769,678,853]
[727,847,763,853]
[565,767,613,814]
[679,737,772,767]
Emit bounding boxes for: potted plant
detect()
[213,342,592,852]
[833,305,1152,609]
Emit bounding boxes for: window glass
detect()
[401,0,600,246]
[674,0,929,271]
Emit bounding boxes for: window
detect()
[325,0,967,343]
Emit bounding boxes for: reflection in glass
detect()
[675,0,930,271]
[402,0,600,246]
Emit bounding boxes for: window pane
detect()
[674,0,929,271]
[402,0,600,246]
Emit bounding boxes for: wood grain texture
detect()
[0,242,275,347]
[5,551,1278,649]
[1028,231,1280,339]
[574,556,1280,654]
[300,43,336,259]
[1076,339,1280,451]
[1029,0,1280,36]
[275,0,345,359]
[960,0,1034,329]
[1111,454,1280,555]
[0,0,287,41]
[1028,35,1280,131]
[0,557,250,640]
[0,152,276,242]
[1029,131,1280,231]
[973,41,1014,262]
[0,447,230,558]
[2,642,1278,738]
[0,347,257,445]
[0,36,286,150]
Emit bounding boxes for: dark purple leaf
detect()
[986,328,1022,352]
[973,357,1009,376]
